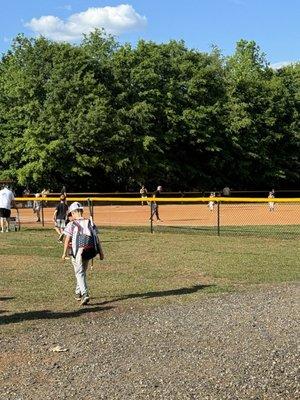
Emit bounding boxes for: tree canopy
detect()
[0,31,299,192]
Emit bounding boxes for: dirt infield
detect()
[15,202,300,228]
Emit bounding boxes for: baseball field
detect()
[13,200,300,229]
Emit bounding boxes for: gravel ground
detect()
[1,284,299,400]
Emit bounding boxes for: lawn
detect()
[0,227,299,332]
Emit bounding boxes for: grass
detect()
[154,224,300,239]
[0,227,299,333]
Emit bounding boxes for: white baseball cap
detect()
[68,201,84,213]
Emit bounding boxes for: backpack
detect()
[73,219,101,260]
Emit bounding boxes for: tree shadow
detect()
[0,296,15,301]
[95,284,215,306]
[0,305,114,326]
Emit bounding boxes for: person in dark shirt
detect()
[150,186,163,222]
[53,194,68,242]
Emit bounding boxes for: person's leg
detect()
[149,203,155,220]
[72,249,89,303]
[54,220,63,240]
[155,205,160,220]
[0,217,4,232]
[5,217,9,231]
[58,220,65,241]
[4,209,10,231]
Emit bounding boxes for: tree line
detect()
[0,30,299,192]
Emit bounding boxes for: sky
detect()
[1,0,299,67]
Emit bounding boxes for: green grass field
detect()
[0,227,299,332]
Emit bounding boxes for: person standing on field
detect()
[150,186,163,222]
[62,202,104,306]
[53,194,68,242]
[208,192,215,211]
[268,190,275,212]
[139,185,148,206]
[0,185,16,233]
[33,193,42,222]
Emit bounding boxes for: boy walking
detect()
[62,202,104,306]
[53,194,68,242]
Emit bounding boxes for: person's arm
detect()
[53,209,57,221]
[62,235,71,260]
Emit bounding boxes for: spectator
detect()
[222,186,231,197]
[0,185,17,232]
[60,185,67,196]
[23,187,32,208]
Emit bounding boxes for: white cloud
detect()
[25,4,147,41]
[270,61,294,69]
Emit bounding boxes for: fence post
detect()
[217,201,220,236]
[150,202,153,234]
[41,200,45,227]
[87,198,94,219]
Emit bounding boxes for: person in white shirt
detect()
[0,185,16,232]
[268,190,275,212]
[208,192,215,212]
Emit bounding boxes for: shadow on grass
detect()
[0,297,15,301]
[96,284,215,306]
[0,305,114,325]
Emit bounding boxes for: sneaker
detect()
[75,293,82,301]
[81,295,90,305]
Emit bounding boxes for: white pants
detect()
[71,248,89,296]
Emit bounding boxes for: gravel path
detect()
[1,284,299,400]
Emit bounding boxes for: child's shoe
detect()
[81,295,90,305]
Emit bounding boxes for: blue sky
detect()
[1,0,299,67]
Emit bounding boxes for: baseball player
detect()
[268,191,275,212]
[150,186,163,221]
[208,192,215,212]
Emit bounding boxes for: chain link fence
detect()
[13,196,300,239]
